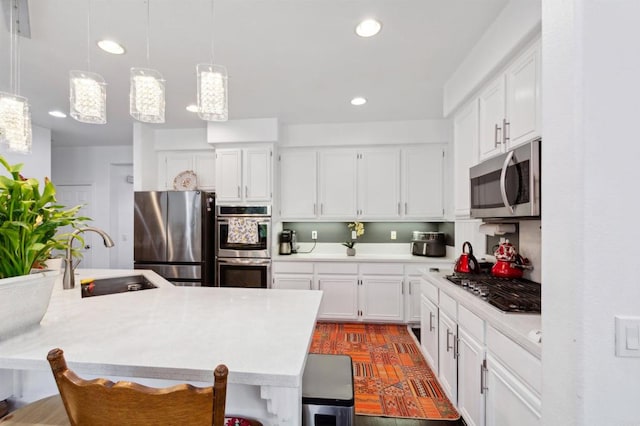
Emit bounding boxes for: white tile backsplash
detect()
[519,220,542,283]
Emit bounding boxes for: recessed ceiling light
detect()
[355,19,382,37]
[48,110,67,118]
[350,97,367,106]
[186,104,199,113]
[97,39,126,55]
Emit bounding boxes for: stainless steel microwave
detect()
[470,139,540,219]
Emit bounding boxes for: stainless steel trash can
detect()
[302,354,355,426]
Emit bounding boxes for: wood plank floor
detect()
[356,415,466,426]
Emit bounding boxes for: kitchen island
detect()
[0,269,323,426]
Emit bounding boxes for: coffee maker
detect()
[279,230,292,255]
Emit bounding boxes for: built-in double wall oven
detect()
[215,205,271,288]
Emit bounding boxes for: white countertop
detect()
[0,269,323,388]
[423,269,542,357]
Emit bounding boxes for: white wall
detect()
[0,125,51,183]
[542,1,640,424]
[52,145,133,269]
[443,0,541,116]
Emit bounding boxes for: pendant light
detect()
[196,0,228,122]
[70,0,107,124]
[0,0,32,154]
[130,0,165,123]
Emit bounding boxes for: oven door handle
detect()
[217,258,272,266]
[499,150,516,215]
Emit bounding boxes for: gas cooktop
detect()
[445,273,541,314]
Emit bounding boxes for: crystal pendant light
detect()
[130,0,165,123]
[197,0,228,122]
[0,0,32,153]
[70,0,107,124]
[196,64,227,121]
[69,71,107,124]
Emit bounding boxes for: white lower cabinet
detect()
[458,327,486,426]
[317,276,359,320]
[419,293,439,374]
[406,278,422,323]
[272,275,313,290]
[438,309,458,404]
[360,276,404,322]
[485,353,541,426]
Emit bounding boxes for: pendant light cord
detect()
[146,0,150,66]
[210,0,215,63]
[9,0,14,92]
[87,0,91,71]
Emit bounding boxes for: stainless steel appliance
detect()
[470,139,540,219]
[134,191,215,286]
[216,205,272,288]
[279,230,293,255]
[411,231,446,257]
[445,273,541,313]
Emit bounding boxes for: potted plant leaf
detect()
[0,155,88,339]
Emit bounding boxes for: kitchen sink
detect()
[81,275,157,298]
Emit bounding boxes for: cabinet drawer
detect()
[272,262,313,274]
[420,278,438,304]
[360,263,403,275]
[439,290,457,320]
[458,305,484,343]
[487,325,541,394]
[316,262,358,275]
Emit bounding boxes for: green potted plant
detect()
[342,221,365,256]
[0,155,87,339]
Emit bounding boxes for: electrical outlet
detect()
[311,231,318,240]
[390,231,397,240]
[351,230,357,240]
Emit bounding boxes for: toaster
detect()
[411,232,446,257]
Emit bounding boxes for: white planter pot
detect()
[0,270,59,340]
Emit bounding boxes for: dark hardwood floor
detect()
[356,415,466,426]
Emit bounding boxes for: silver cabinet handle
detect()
[429,312,435,331]
[313,203,317,215]
[494,123,502,147]
[503,118,510,144]
[245,185,248,198]
[408,281,412,295]
[404,202,408,215]
[237,186,241,198]
[499,150,516,215]
[453,336,459,360]
[320,204,324,215]
[480,359,488,394]
[446,329,453,352]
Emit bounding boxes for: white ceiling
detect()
[0,0,508,147]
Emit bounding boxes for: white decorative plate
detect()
[173,170,198,190]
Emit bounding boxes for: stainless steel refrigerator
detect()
[134,191,215,286]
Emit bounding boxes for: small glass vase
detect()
[346,247,356,256]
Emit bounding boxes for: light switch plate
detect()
[615,316,640,357]
[390,231,397,240]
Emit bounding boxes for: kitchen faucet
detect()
[62,227,115,290]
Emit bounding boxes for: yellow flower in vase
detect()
[342,221,365,252]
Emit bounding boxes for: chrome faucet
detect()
[62,227,115,290]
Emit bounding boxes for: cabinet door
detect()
[478,76,506,161]
[360,276,404,322]
[279,150,317,219]
[317,277,359,320]
[358,149,400,219]
[215,149,242,202]
[160,152,194,190]
[505,40,541,150]
[419,294,439,374]
[244,148,272,202]
[453,101,479,217]
[272,274,313,290]
[318,150,358,219]
[458,328,486,426]
[485,353,541,426]
[407,279,422,323]
[194,151,216,189]
[438,311,458,404]
[402,145,445,219]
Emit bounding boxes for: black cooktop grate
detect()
[445,273,541,314]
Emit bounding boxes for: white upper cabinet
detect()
[505,40,541,150]
[475,37,541,162]
[402,145,445,219]
[318,149,358,219]
[453,101,479,217]
[279,150,317,219]
[478,76,506,162]
[158,150,216,190]
[215,147,272,204]
[358,148,401,219]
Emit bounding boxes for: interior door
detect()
[55,184,95,268]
